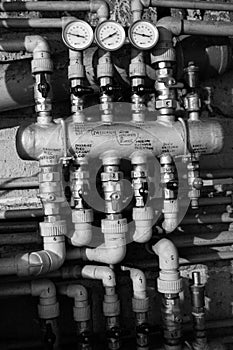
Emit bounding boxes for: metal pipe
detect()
[157,16,233,37]
[0,177,38,190]
[0,1,109,19]
[0,232,41,245]
[0,209,43,220]
[0,222,38,233]
[182,213,233,225]
[170,231,233,248]
[143,0,233,11]
[201,169,233,179]
[16,119,223,161]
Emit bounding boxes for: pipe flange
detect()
[31,58,53,74]
[73,305,90,322]
[72,209,93,223]
[103,299,120,317]
[101,218,128,234]
[133,207,154,220]
[39,220,67,237]
[38,302,59,319]
[157,277,183,294]
[132,297,149,313]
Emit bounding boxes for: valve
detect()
[184,61,199,89]
[77,331,92,350]
[100,84,121,96]
[136,323,150,348]
[187,154,203,209]
[71,85,94,98]
[38,73,50,99]
[132,84,155,96]
[106,326,121,350]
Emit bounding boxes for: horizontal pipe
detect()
[198,197,231,206]
[182,213,233,225]
[0,209,43,220]
[0,233,41,245]
[0,178,38,190]
[0,18,62,29]
[171,230,233,248]
[0,222,38,233]
[157,16,233,37]
[201,169,233,179]
[147,0,233,11]
[0,1,109,17]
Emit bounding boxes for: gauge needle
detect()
[133,32,152,38]
[67,32,86,38]
[102,31,117,41]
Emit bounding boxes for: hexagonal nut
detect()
[99,102,113,111]
[72,171,89,180]
[101,172,123,181]
[39,172,60,183]
[155,99,177,109]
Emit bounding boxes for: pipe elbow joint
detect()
[65,284,88,302]
[31,279,56,299]
[152,238,179,271]
[82,265,116,287]
[91,0,110,20]
[122,267,147,299]
[157,16,182,36]
[85,244,126,265]
[25,35,51,55]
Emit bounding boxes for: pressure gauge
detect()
[62,20,94,51]
[128,20,159,50]
[95,20,126,51]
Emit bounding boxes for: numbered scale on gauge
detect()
[128,20,159,50]
[95,20,126,51]
[62,20,94,51]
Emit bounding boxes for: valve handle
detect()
[132,84,154,96]
[71,85,94,97]
[38,73,50,98]
[100,84,121,96]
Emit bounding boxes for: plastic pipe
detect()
[58,283,88,302]
[157,16,233,37]
[0,1,109,20]
[82,265,116,288]
[152,238,179,271]
[0,235,66,276]
[121,267,147,299]
[85,239,127,265]
[143,0,233,11]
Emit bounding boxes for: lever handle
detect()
[38,73,50,98]
[71,85,94,97]
[132,84,154,96]
[100,84,121,96]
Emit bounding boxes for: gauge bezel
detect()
[62,19,94,51]
[128,20,159,50]
[94,20,126,52]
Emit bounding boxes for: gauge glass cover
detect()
[62,20,94,50]
[95,20,126,51]
[129,20,159,50]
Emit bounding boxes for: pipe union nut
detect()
[97,63,113,78]
[39,220,67,237]
[101,218,128,234]
[72,209,93,223]
[157,277,183,294]
[39,172,60,183]
[73,305,90,322]
[129,63,146,78]
[103,299,120,317]
[31,58,53,74]
[132,297,149,313]
[38,302,59,319]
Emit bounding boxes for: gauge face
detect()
[128,20,159,50]
[95,20,126,51]
[62,20,94,51]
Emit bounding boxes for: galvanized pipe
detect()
[143,0,233,11]
[0,232,41,245]
[0,209,43,220]
[182,213,233,225]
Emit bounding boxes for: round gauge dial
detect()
[95,20,126,51]
[128,20,159,50]
[62,20,94,51]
